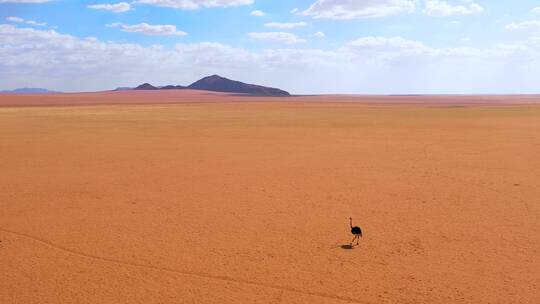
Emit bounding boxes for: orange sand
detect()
[1,91,539,303]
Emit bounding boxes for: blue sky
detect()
[1,0,540,94]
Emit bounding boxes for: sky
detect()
[1,0,540,94]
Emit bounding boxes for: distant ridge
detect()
[114,87,133,91]
[160,85,186,90]
[0,88,60,94]
[131,75,290,96]
[187,75,290,96]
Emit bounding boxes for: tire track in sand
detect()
[0,228,366,304]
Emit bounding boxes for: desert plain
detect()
[1,91,539,304]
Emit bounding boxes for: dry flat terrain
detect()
[1,92,539,303]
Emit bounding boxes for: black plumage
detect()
[351,226,362,236]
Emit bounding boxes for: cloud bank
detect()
[1,24,540,94]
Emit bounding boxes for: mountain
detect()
[134,83,158,90]
[131,75,290,96]
[0,88,60,94]
[187,75,290,96]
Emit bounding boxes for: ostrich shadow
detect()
[331,243,356,250]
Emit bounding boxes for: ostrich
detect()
[349,217,362,246]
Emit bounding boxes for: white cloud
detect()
[2,24,540,94]
[533,7,540,14]
[345,36,431,62]
[264,22,307,29]
[250,10,265,16]
[134,0,253,9]
[505,20,540,31]
[107,22,188,36]
[347,36,426,50]
[0,0,51,2]
[6,17,25,22]
[423,0,484,17]
[6,16,46,26]
[290,8,299,14]
[343,36,496,62]
[88,2,132,13]
[302,0,417,19]
[314,31,325,38]
[248,32,307,44]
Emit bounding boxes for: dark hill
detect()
[134,83,158,90]
[131,75,290,96]
[187,75,290,96]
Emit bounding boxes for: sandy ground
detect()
[1,92,539,303]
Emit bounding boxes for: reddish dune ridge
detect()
[0,91,539,304]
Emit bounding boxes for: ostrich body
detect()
[349,217,362,246]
